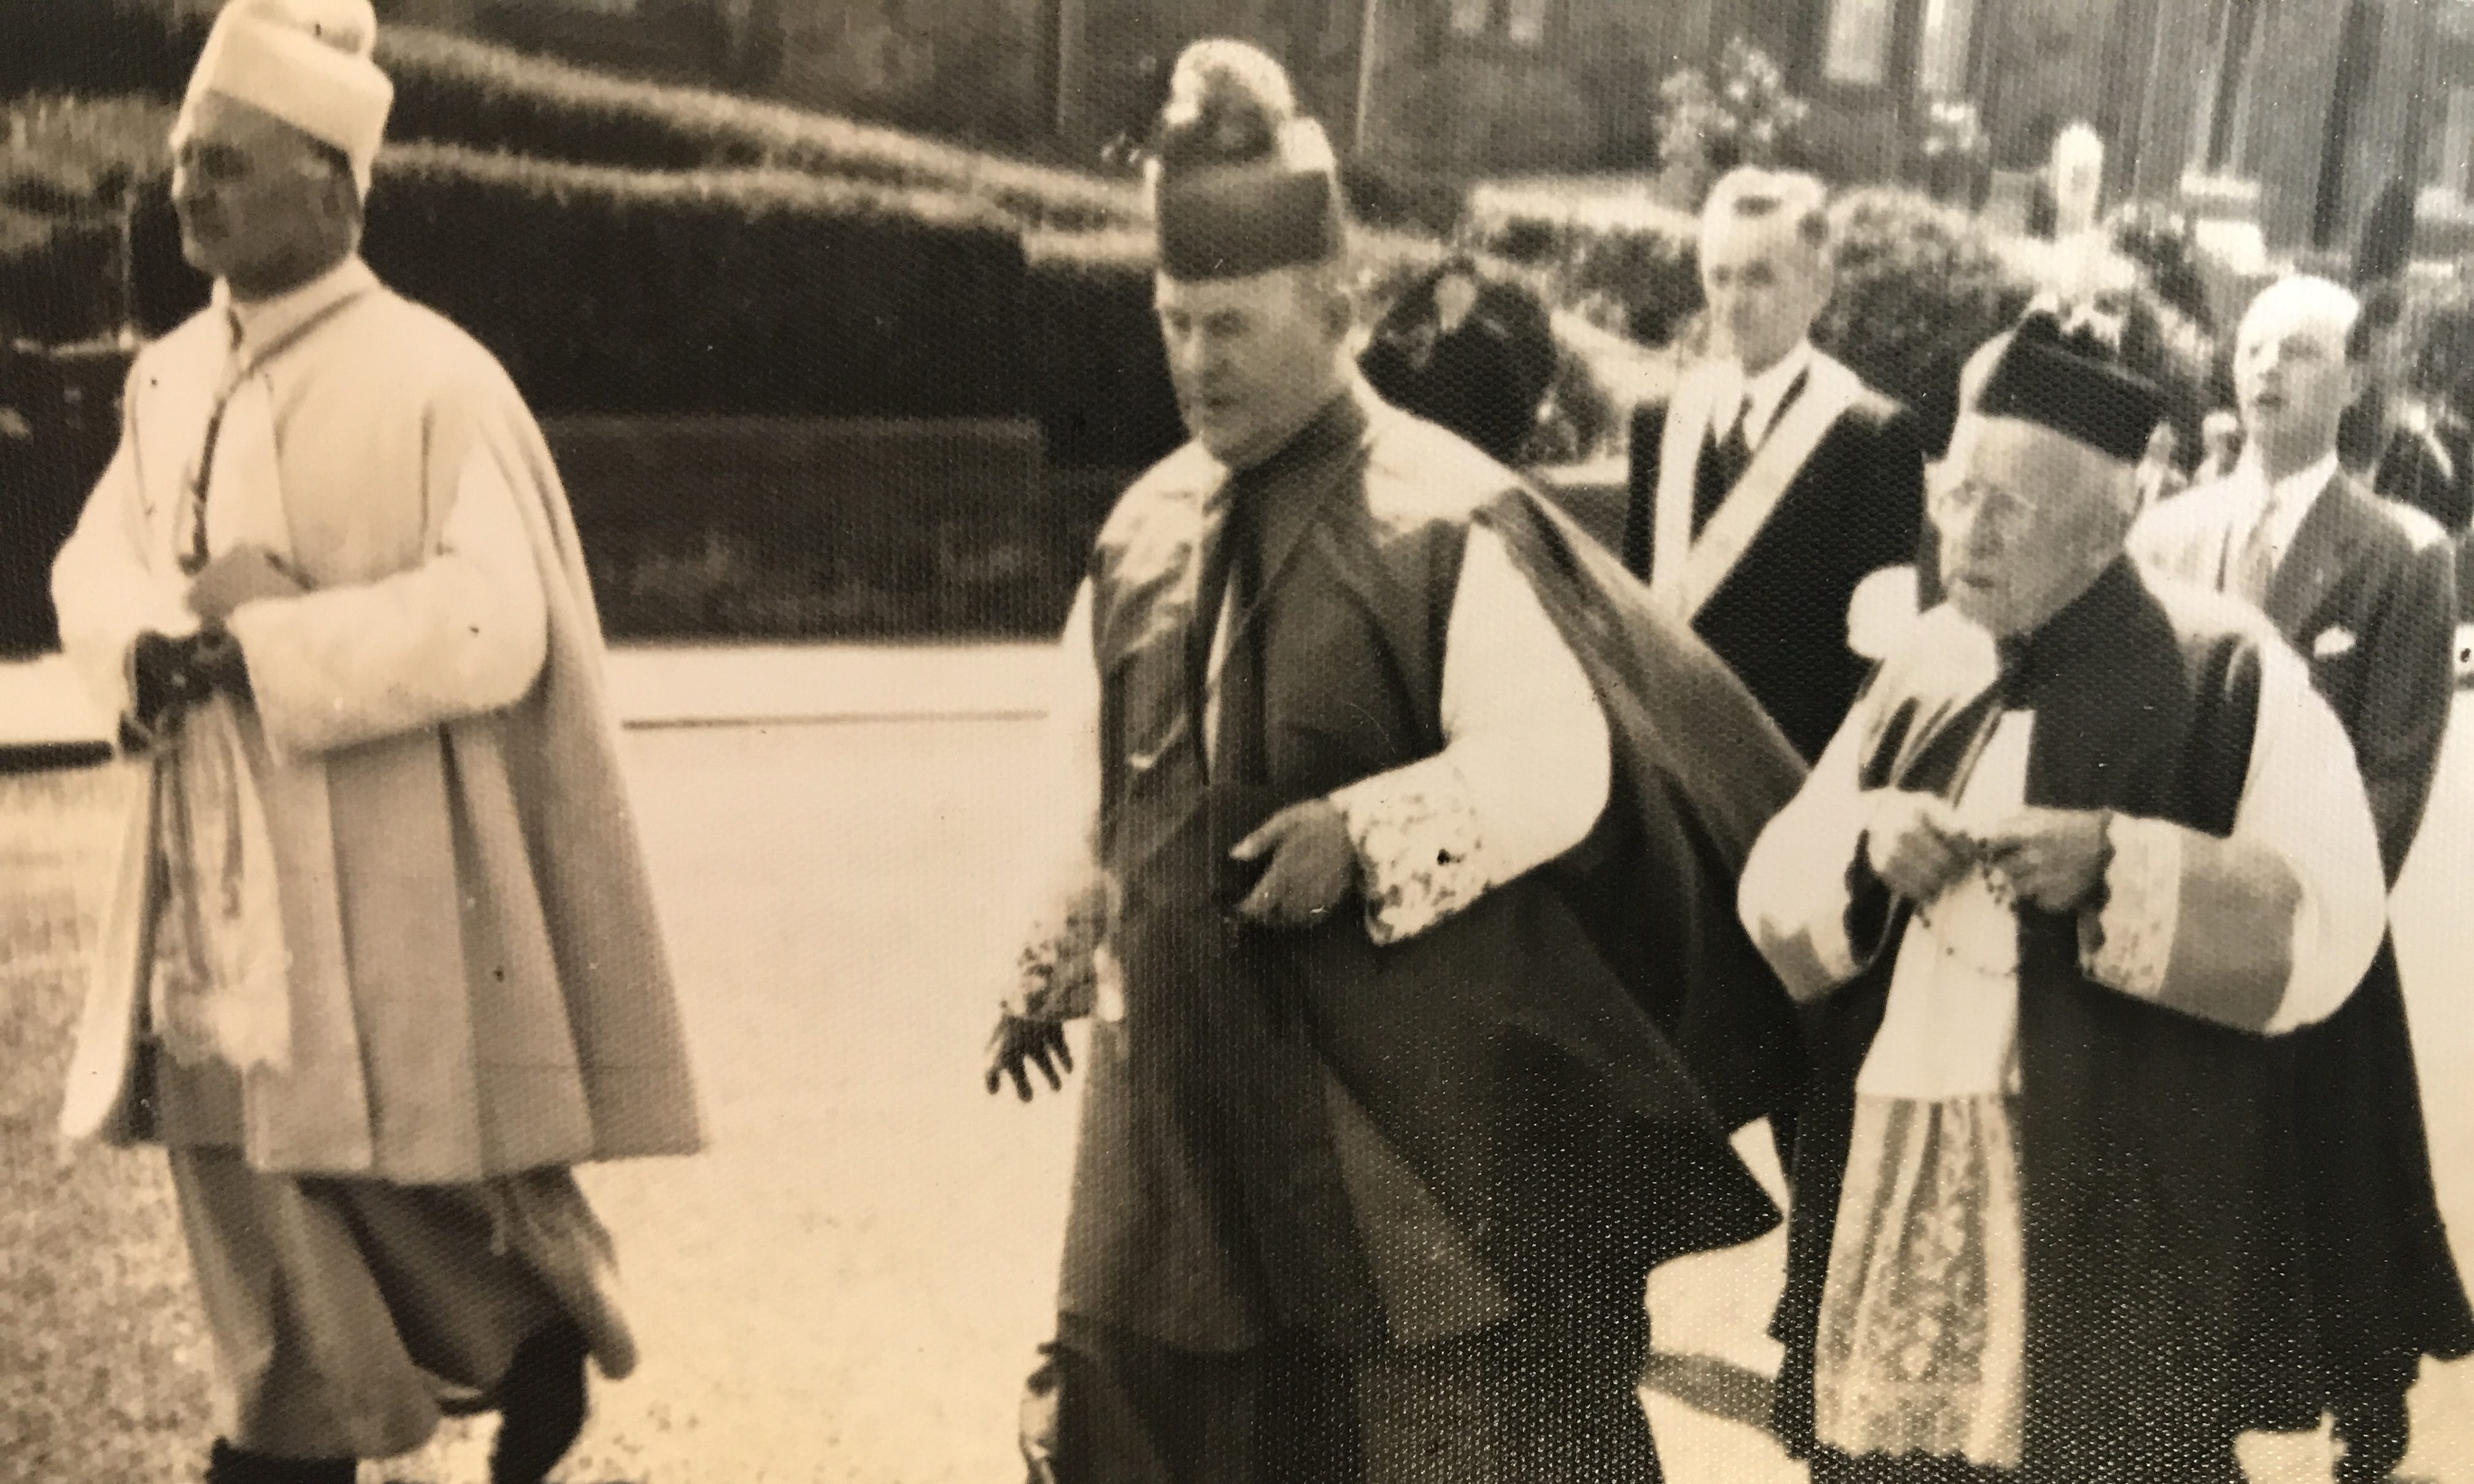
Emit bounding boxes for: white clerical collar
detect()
[1728,340,1816,446]
[2238,449,2341,553]
[217,255,378,363]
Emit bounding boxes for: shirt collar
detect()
[1730,340,1816,444]
[2239,448,2340,551]
[215,256,378,364]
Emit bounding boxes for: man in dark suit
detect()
[1622,167,1926,765]
[2341,286,2474,539]
[2132,274,2474,1484]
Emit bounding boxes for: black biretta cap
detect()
[1149,40,1345,281]
[1969,310,2164,463]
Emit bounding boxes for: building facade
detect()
[1052,0,2443,253]
[395,0,2443,254]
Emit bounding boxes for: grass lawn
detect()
[0,763,217,1480]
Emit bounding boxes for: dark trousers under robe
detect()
[1806,1440,2243,1484]
[1032,1298,1658,1484]
[158,1047,620,1462]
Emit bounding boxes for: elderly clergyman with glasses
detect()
[48,4,702,1481]
[1740,309,2387,1484]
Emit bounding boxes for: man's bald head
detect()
[2238,275,2361,359]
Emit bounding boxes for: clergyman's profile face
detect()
[1154,266,1345,468]
[169,93,344,291]
[1932,415,2130,636]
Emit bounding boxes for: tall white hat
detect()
[175,0,393,197]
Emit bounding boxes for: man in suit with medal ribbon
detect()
[988,37,1811,1483]
[2132,275,2474,1483]
[1743,307,2389,1482]
[48,3,702,1480]
[1621,169,1928,767]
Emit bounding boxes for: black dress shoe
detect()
[204,1439,355,1484]
[490,1320,593,1484]
[2336,1388,2411,1484]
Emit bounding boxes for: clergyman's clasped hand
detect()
[1863,790,1975,904]
[1228,798,1360,931]
[1862,790,2114,915]
[1979,807,2113,914]
[125,544,306,744]
[128,628,251,742]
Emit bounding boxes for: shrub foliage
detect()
[1020,231,1186,474]
[110,145,1035,420]
[376,28,1143,232]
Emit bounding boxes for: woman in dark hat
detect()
[1358,255,1555,466]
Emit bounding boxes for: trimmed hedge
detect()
[0,2,1143,233]
[0,209,121,344]
[118,145,1034,420]
[549,415,1076,638]
[1338,160,1469,240]
[0,0,201,101]
[1817,188,2033,453]
[1021,230,1185,474]
[0,341,130,653]
[376,28,1143,232]
[379,147,1030,418]
[1466,210,1705,348]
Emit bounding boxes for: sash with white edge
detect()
[1650,353,1867,621]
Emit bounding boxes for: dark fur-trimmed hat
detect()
[1967,309,2163,463]
[1148,40,1345,281]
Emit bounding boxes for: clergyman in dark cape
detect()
[1742,312,2391,1483]
[988,37,1806,1484]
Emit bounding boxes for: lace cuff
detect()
[2079,815,2181,999]
[1333,758,1489,946]
[1007,872,1113,1023]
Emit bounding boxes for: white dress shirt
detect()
[2232,449,2341,568]
[1721,339,1817,448]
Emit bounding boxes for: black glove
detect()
[129,630,200,734]
[188,625,252,702]
[984,1012,1074,1102]
[127,628,252,745]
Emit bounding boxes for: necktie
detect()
[1694,396,1754,536]
[178,311,247,577]
[1212,494,1268,785]
[1188,488,1268,782]
[2227,488,2282,607]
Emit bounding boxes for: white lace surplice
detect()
[1816,710,2034,1469]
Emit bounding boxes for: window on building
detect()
[1821,0,1896,87]
[1448,0,1549,46]
[2193,0,2264,175]
[1915,0,1977,97]
[2445,87,2474,199]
